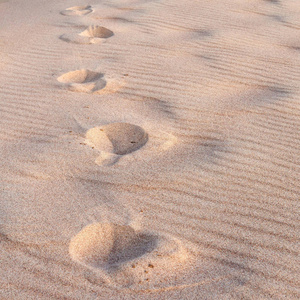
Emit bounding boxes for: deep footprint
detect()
[69,222,189,287]
[57,69,106,93]
[69,223,157,270]
[86,123,148,165]
[60,5,93,16]
[80,25,114,39]
[60,25,114,44]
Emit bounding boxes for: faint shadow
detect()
[59,34,80,44]
[264,0,280,4]
[192,29,213,38]
[103,17,135,24]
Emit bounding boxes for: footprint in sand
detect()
[80,25,114,39]
[60,5,93,16]
[57,69,106,93]
[60,25,114,44]
[85,123,148,165]
[69,222,190,287]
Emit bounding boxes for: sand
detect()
[0,0,299,299]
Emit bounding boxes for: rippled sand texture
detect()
[0,0,299,299]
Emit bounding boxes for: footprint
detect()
[60,5,93,16]
[80,25,114,39]
[57,69,106,93]
[85,123,148,165]
[69,223,155,269]
[60,25,114,45]
[69,222,189,287]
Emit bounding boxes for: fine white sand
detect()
[1,0,299,299]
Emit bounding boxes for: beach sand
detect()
[0,0,299,298]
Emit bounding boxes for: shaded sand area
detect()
[0,0,300,298]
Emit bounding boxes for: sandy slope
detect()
[0,0,299,298]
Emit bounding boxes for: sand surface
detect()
[1,0,300,299]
